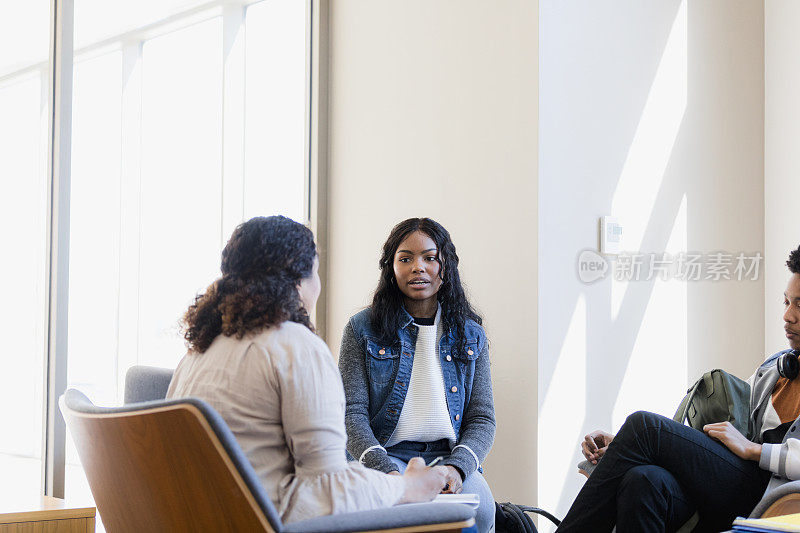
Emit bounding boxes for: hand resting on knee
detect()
[582,430,615,465]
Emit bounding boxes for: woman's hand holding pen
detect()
[397,457,448,503]
[427,456,462,494]
[441,466,463,494]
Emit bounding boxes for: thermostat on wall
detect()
[600,216,623,255]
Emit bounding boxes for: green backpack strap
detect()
[703,371,715,397]
[674,378,703,424]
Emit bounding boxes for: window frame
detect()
[35,0,326,498]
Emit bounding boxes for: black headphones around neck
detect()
[777,350,800,380]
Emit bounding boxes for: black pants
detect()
[556,411,771,533]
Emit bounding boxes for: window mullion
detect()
[308,0,328,339]
[116,41,144,401]
[43,0,74,499]
[221,4,246,246]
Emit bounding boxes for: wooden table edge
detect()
[0,506,96,524]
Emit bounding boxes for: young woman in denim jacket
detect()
[339,218,497,532]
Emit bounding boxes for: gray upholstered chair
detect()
[124,365,174,404]
[60,389,476,533]
[750,480,800,518]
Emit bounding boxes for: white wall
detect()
[765,1,800,357]
[539,0,764,527]
[326,1,539,503]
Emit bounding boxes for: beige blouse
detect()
[166,321,405,524]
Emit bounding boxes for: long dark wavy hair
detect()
[182,216,316,353]
[370,218,482,355]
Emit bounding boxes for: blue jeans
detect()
[557,411,771,533]
[386,440,495,533]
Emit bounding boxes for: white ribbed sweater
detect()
[386,309,456,447]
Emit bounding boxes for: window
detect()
[0,0,51,501]
[2,0,314,514]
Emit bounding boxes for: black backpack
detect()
[495,502,561,533]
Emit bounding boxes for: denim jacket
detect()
[338,307,496,479]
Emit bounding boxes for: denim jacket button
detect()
[455,414,460,421]
[451,386,458,393]
[467,349,474,356]
[446,355,452,362]
[379,348,385,355]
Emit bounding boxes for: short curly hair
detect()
[182,216,316,353]
[789,245,800,275]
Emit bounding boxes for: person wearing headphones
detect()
[557,244,800,532]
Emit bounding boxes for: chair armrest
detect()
[750,479,800,518]
[283,502,476,533]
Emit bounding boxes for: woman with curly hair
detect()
[166,216,449,524]
[339,217,496,532]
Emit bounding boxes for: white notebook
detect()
[432,493,480,509]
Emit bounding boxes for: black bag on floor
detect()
[495,502,561,533]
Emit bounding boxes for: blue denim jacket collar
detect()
[398,305,458,350]
[399,306,415,329]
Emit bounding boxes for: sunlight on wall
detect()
[611,0,687,320]
[538,294,586,533]
[612,194,688,428]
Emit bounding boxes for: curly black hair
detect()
[789,245,800,275]
[370,218,482,356]
[182,216,316,353]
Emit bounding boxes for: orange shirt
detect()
[771,376,800,424]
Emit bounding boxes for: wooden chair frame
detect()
[60,393,475,533]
